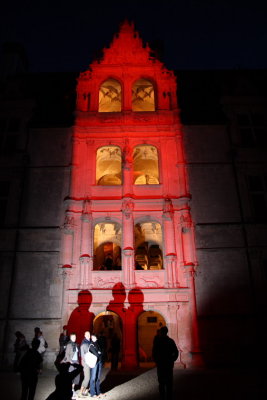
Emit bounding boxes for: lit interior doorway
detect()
[138,310,166,366]
[93,311,122,367]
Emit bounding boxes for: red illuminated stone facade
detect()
[60,21,201,367]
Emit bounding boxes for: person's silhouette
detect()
[67,290,95,344]
[46,362,82,400]
[152,326,179,400]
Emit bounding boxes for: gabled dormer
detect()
[76,21,178,116]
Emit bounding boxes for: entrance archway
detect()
[138,310,166,365]
[93,311,122,367]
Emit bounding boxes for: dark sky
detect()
[1,0,267,72]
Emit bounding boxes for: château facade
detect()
[62,21,199,368]
[1,22,266,369]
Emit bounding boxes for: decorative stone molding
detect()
[135,276,161,288]
[122,199,134,219]
[163,198,174,220]
[63,215,75,233]
[93,275,121,288]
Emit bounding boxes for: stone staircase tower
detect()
[60,21,201,367]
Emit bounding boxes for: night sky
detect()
[1,0,267,73]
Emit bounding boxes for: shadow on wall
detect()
[67,290,95,344]
[196,273,263,368]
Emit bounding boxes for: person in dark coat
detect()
[55,326,70,369]
[59,325,69,355]
[63,333,80,397]
[152,326,179,400]
[19,339,43,400]
[14,331,28,372]
[46,362,83,400]
[89,334,102,397]
[79,331,91,397]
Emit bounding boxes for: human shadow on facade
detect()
[101,283,145,393]
[67,290,95,345]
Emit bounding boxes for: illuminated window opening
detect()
[134,222,163,270]
[96,146,122,186]
[133,145,159,185]
[132,79,155,111]
[99,79,122,112]
[93,222,122,270]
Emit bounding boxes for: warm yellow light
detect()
[132,79,155,111]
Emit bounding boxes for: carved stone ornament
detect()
[136,276,161,288]
[163,198,173,219]
[122,199,134,219]
[180,213,192,228]
[63,215,75,231]
[93,276,120,288]
[82,199,91,215]
[122,138,133,167]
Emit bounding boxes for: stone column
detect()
[184,263,203,367]
[60,265,72,329]
[163,199,178,287]
[122,139,133,197]
[122,199,135,288]
[61,214,74,267]
[180,210,197,266]
[79,200,93,288]
[122,306,139,368]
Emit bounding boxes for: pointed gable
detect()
[76,20,178,115]
[92,20,160,67]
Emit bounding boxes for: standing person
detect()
[59,325,69,355]
[79,331,91,397]
[89,334,102,397]
[55,325,70,368]
[63,333,80,399]
[45,362,83,400]
[152,326,179,400]
[14,331,28,372]
[32,327,47,371]
[19,339,43,400]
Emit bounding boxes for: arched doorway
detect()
[93,311,122,367]
[138,310,166,366]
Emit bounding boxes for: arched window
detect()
[133,145,159,185]
[93,222,122,270]
[134,222,163,270]
[99,79,122,112]
[132,79,155,111]
[96,146,122,185]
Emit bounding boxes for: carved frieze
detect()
[63,215,75,232]
[135,274,162,288]
[93,275,121,288]
[122,198,134,219]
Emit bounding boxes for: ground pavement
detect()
[1,364,266,400]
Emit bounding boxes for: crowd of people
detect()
[14,324,178,400]
[14,326,112,400]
